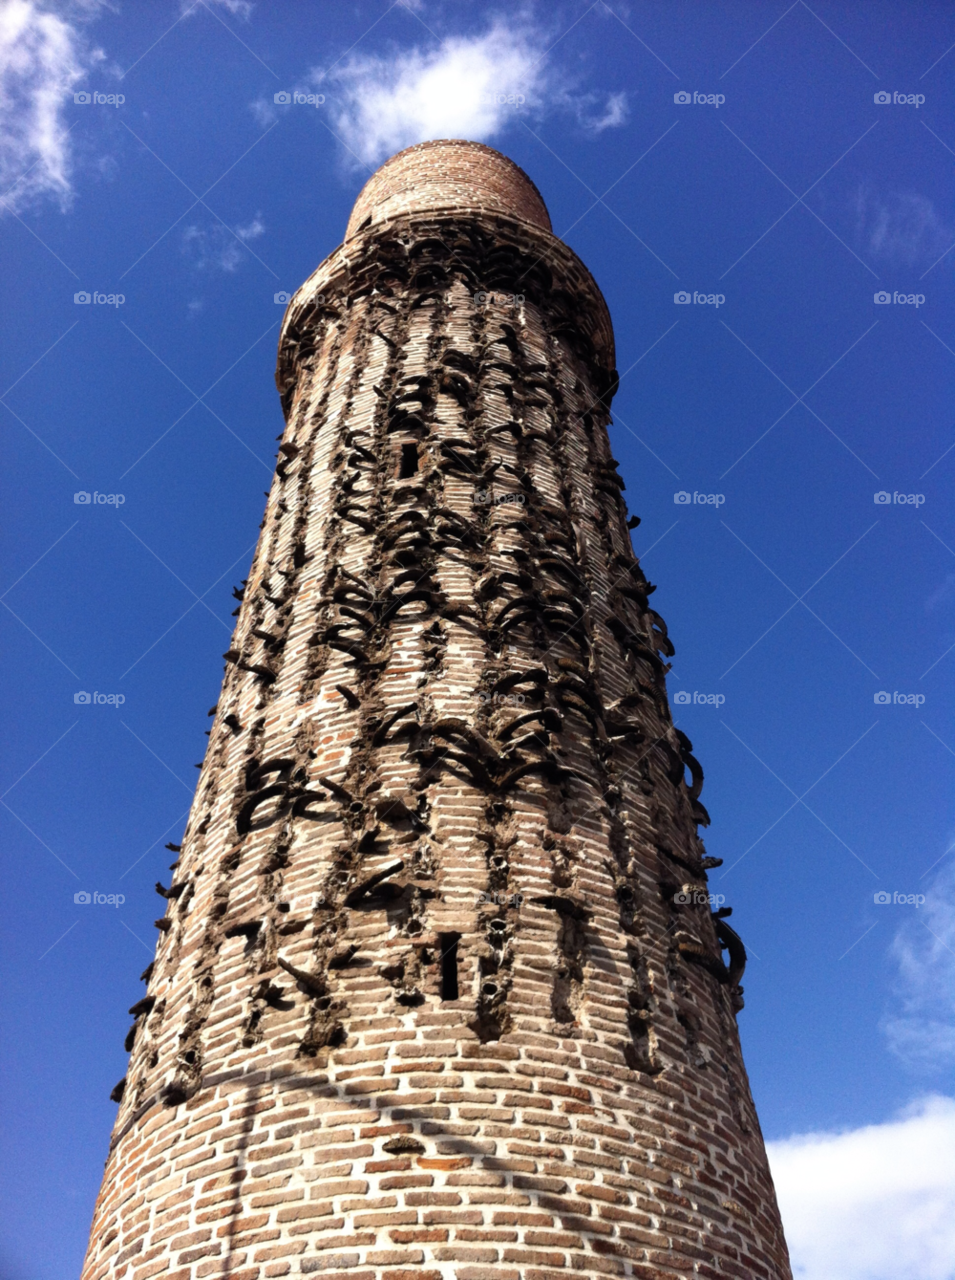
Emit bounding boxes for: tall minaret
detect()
[81,140,791,1280]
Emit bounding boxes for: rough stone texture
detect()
[81,140,792,1280]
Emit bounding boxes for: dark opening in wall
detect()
[439,934,459,1000]
[398,442,419,478]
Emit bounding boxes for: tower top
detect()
[345,139,552,239]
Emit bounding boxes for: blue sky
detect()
[1,2,954,1277]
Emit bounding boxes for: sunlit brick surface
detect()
[345,140,551,239]
[81,140,791,1280]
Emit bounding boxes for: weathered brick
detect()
[78,138,793,1280]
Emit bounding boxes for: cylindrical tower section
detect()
[345,139,552,238]
[81,140,791,1280]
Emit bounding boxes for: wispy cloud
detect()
[181,214,265,272]
[180,0,253,19]
[0,0,105,214]
[312,18,627,170]
[768,1095,955,1280]
[926,573,955,615]
[578,89,628,132]
[883,858,955,1070]
[854,183,954,268]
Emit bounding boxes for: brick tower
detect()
[81,141,791,1280]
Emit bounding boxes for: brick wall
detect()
[80,142,792,1280]
[345,141,552,239]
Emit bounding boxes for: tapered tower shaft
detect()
[81,140,791,1280]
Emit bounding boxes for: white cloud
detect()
[235,214,264,240]
[317,19,627,170]
[579,89,628,132]
[854,183,954,268]
[181,214,265,272]
[322,22,545,168]
[180,0,253,19]
[883,859,955,1070]
[0,0,104,214]
[768,1096,955,1280]
[249,94,274,128]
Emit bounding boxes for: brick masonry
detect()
[345,141,552,240]
[80,140,792,1280]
